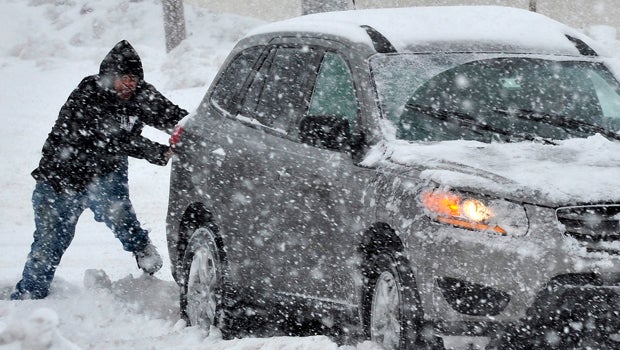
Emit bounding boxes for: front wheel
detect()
[364,252,441,350]
[365,252,413,350]
[180,227,227,334]
[371,268,404,348]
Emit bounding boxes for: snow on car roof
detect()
[248,6,603,56]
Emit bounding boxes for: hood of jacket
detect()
[98,40,144,84]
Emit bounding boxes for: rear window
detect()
[211,46,264,113]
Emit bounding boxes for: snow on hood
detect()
[362,134,620,205]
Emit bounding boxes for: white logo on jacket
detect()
[120,115,139,131]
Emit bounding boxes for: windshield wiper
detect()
[492,107,620,141]
[404,103,557,144]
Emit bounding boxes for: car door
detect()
[194,44,285,293]
[208,43,326,295]
[206,40,376,306]
[261,47,375,304]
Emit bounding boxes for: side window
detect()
[211,46,264,113]
[239,51,274,121]
[309,52,358,125]
[590,72,620,120]
[240,46,322,133]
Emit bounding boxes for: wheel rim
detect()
[186,233,220,329]
[371,271,402,350]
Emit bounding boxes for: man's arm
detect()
[136,82,189,133]
[123,134,171,166]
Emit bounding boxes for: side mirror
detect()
[299,115,351,151]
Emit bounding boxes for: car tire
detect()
[364,251,443,350]
[364,251,414,350]
[179,226,236,338]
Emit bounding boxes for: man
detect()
[11,40,188,300]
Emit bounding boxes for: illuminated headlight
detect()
[421,189,528,236]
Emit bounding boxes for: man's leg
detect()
[88,164,162,273]
[12,182,85,300]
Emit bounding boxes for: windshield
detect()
[370,54,620,142]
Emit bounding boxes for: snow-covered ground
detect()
[0,0,619,349]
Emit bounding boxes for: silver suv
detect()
[167,6,620,349]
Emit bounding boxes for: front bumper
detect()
[496,272,620,348]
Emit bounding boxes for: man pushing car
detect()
[11,40,187,300]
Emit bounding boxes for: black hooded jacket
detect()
[32,40,188,192]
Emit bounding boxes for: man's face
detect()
[114,74,138,100]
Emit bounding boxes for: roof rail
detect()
[565,35,598,57]
[360,25,397,53]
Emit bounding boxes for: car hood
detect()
[362,134,620,206]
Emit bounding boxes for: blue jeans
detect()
[12,162,150,300]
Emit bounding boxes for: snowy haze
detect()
[0,0,619,349]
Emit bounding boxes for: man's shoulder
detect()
[136,80,160,95]
[76,75,101,90]
[61,75,115,111]
[69,75,112,101]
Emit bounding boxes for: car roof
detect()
[247,6,604,56]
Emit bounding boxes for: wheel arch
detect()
[179,202,216,235]
[358,222,405,258]
[174,202,222,282]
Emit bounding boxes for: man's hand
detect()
[165,147,174,162]
[169,125,183,148]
